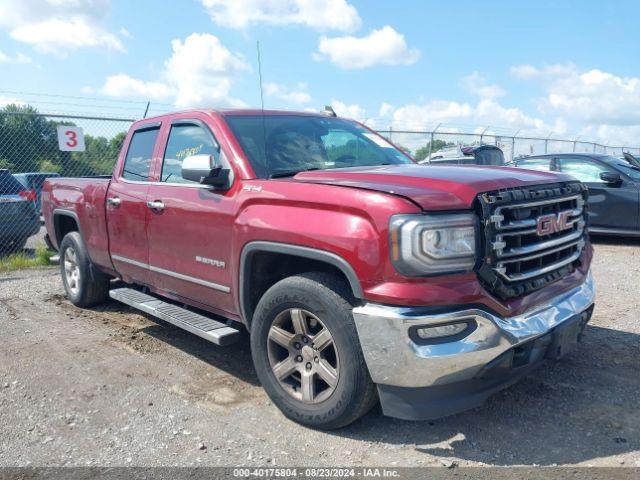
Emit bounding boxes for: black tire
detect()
[250,272,377,429]
[59,231,109,307]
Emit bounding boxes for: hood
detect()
[294,164,575,210]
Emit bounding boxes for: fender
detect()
[52,209,83,247]
[239,241,364,325]
[53,208,104,282]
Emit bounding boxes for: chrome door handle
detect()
[107,197,121,207]
[146,200,165,210]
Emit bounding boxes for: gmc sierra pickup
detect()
[42,109,595,429]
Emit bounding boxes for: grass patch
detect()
[0,244,56,273]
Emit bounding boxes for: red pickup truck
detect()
[42,109,595,429]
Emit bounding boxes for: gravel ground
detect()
[0,238,638,468]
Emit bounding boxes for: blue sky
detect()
[1,0,639,145]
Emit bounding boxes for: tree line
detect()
[0,103,454,176]
[0,104,126,176]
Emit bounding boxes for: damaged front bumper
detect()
[352,270,595,420]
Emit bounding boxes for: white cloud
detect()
[511,64,640,143]
[0,50,32,64]
[99,33,250,108]
[330,100,366,120]
[11,18,124,54]
[316,26,420,69]
[542,69,640,125]
[386,98,551,135]
[100,74,174,100]
[509,63,576,80]
[263,82,312,105]
[0,0,124,54]
[200,0,361,31]
[379,102,394,118]
[460,71,505,99]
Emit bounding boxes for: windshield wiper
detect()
[269,167,320,179]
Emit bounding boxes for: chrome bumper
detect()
[352,270,595,388]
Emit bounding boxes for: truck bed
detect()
[42,176,113,270]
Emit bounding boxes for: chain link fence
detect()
[1,109,639,254]
[0,110,134,253]
[380,128,640,162]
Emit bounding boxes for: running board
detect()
[109,288,240,346]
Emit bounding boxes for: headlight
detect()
[389,213,477,276]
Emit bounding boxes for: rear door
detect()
[146,117,237,315]
[557,156,639,231]
[106,124,161,285]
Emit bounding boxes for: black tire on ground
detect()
[59,231,110,308]
[250,272,377,430]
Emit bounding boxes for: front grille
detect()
[477,182,588,299]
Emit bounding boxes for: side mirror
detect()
[599,171,622,186]
[182,154,231,189]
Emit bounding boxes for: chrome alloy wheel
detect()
[267,308,340,404]
[63,246,81,295]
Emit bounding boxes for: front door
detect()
[146,119,237,316]
[557,156,639,231]
[106,125,161,285]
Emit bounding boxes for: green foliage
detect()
[414,139,451,161]
[0,158,17,170]
[37,159,62,173]
[0,104,127,176]
[0,244,54,272]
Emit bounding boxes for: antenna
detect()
[257,41,265,112]
[256,40,267,169]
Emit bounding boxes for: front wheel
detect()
[250,272,377,429]
[59,231,109,307]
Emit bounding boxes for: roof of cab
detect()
[139,108,330,123]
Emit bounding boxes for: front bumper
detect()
[352,269,595,420]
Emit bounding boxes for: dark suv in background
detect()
[0,169,41,253]
[513,153,640,236]
[13,172,60,214]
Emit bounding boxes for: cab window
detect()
[122,127,159,182]
[558,157,611,183]
[161,123,219,183]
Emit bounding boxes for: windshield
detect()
[225,115,413,178]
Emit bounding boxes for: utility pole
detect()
[544,131,553,154]
[480,126,490,145]
[427,123,441,163]
[511,129,520,163]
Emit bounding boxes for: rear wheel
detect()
[59,231,109,307]
[250,272,377,429]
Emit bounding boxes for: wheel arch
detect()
[52,209,82,248]
[239,241,364,328]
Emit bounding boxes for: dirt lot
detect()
[0,238,638,468]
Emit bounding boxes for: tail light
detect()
[19,189,37,202]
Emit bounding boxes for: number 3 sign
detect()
[57,126,86,152]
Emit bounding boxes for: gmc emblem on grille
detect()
[536,210,573,236]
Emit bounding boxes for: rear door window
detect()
[558,157,611,183]
[121,127,160,182]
